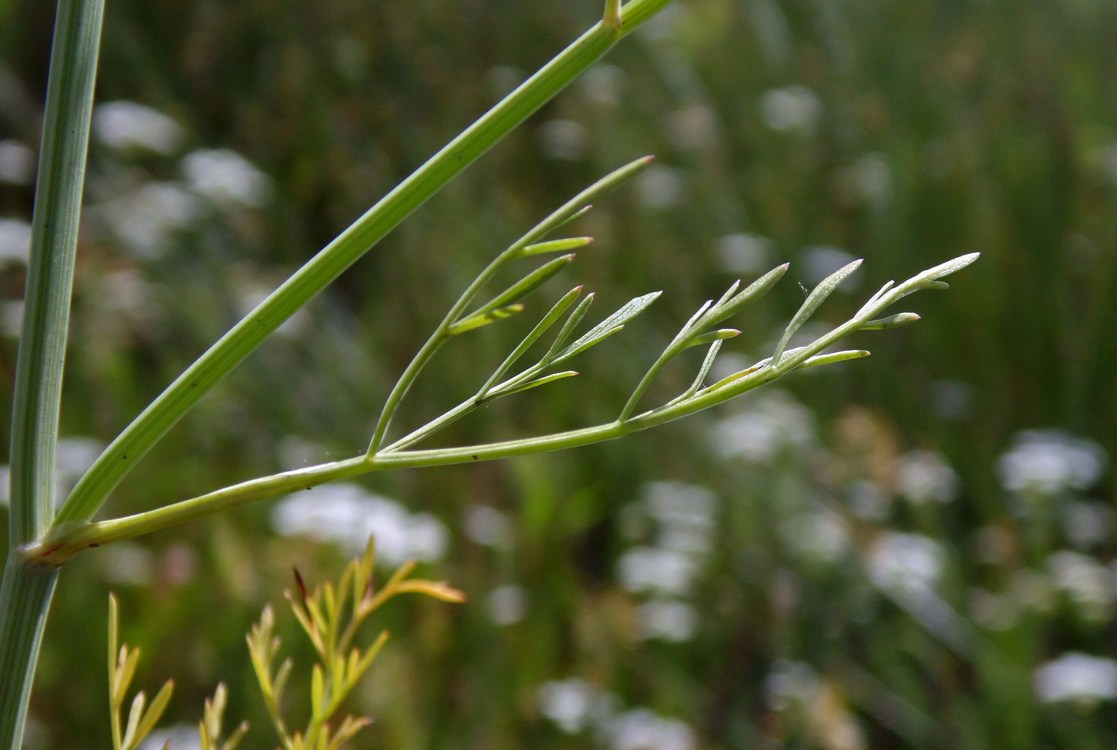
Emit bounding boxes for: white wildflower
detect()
[897,449,959,505]
[608,708,696,750]
[578,64,626,107]
[1035,653,1117,704]
[98,181,203,258]
[760,85,821,135]
[537,679,600,734]
[867,532,944,601]
[182,148,273,207]
[780,510,850,566]
[0,140,34,185]
[667,103,717,151]
[0,218,32,266]
[272,483,447,564]
[997,429,1106,496]
[765,660,820,711]
[643,481,716,530]
[464,505,513,549]
[94,101,185,155]
[637,600,698,642]
[137,724,200,750]
[486,584,526,626]
[711,390,814,464]
[1047,550,1114,621]
[715,233,774,274]
[617,546,698,597]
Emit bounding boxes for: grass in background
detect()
[1,0,1115,747]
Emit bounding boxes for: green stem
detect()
[24,357,788,566]
[367,242,521,455]
[2,0,105,746]
[0,563,61,750]
[27,250,979,566]
[55,0,677,529]
[10,0,104,543]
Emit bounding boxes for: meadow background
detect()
[2,0,1116,747]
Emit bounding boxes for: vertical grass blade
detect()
[2,1,106,748]
[10,0,105,543]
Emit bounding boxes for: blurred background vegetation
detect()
[2,0,1116,747]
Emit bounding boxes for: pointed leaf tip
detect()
[522,236,594,256]
[554,291,661,362]
[861,312,921,331]
[772,259,863,364]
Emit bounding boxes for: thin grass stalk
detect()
[0,0,106,746]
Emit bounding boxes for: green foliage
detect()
[105,539,459,750]
[247,537,464,750]
[8,0,1115,747]
[107,594,175,750]
[198,684,249,750]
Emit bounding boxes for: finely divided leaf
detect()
[499,370,579,396]
[670,339,726,405]
[480,286,584,393]
[772,259,862,364]
[521,236,593,256]
[684,328,739,349]
[703,263,789,330]
[544,293,595,360]
[553,291,662,363]
[452,253,574,334]
[798,349,871,370]
[447,304,524,335]
[860,312,920,331]
[519,156,654,246]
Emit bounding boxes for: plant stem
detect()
[26,250,979,566]
[0,563,61,750]
[24,358,787,565]
[1,0,106,744]
[55,0,678,530]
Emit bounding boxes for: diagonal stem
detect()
[54,0,676,530]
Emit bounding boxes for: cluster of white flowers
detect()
[616,481,718,642]
[760,84,822,135]
[89,101,273,259]
[462,505,525,625]
[539,118,590,161]
[271,482,447,565]
[1034,653,1117,705]
[897,449,960,505]
[1047,550,1114,623]
[997,429,1107,496]
[836,152,893,207]
[866,531,945,601]
[0,139,34,185]
[137,724,200,750]
[779,508,851,568]
[711,390,815,465]
[715,232,775,275]
[0,217,31,267]
[764,659,820,711]
[94,100,185,155]
[537,679,696,749]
